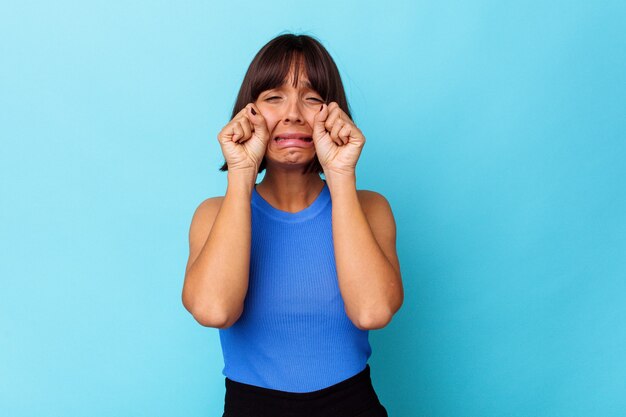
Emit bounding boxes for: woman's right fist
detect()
[217,103,270,173]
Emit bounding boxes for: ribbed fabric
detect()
[218,180,372,393]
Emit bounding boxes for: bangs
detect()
[249,45,331,102]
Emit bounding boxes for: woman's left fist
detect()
[312,102,365,177]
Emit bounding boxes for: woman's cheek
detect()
[267,120,279,136]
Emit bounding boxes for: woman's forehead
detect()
[267,76,315,93]
[283,67,312,87]
[280,79,313,89]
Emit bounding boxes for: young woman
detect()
[182,33,403,417]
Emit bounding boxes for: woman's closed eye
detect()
[266,96,323,102]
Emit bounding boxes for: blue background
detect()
[1,1,625,416]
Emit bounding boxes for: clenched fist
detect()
[217,103,271,173]
[312,102,366,177]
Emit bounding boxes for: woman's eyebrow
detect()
[277,80,315,90]
[268,81,319,95]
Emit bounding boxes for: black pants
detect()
[222,364,388,417]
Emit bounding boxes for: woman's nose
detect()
[282,100,305,124]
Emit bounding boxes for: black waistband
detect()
[225,363,372,400]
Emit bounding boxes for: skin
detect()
[182,65,404,329]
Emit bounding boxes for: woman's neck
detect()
[255,170,325,213]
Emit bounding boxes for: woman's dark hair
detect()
[218,33,352,175]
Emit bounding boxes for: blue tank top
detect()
[218,180,372,393]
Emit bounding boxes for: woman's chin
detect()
[265,150,316,168]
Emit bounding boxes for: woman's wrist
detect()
[324,170,356,191]
[227,169,257,196]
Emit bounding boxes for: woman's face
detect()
[254,68,325,168]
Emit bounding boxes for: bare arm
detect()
[325,174,404,330]
[181,170,256,328]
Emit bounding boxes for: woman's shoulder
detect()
[198,195,225,208]
[189,196,225,230]
[356,188,397,231]
[195,195,225,212]
[356,189,393,215]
